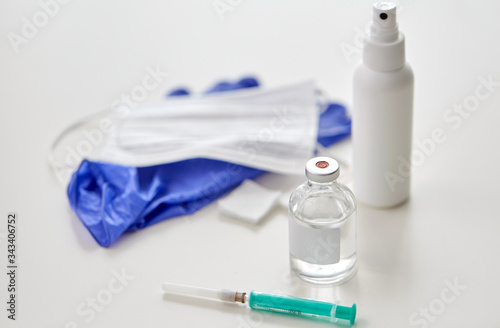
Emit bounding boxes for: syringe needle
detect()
[162,282,246,303]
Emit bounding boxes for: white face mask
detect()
[49,81,319,183]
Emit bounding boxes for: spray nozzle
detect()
[371,2,398,42]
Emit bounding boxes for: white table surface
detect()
[1,1,500,327]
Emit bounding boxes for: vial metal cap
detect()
[305,157,340,183]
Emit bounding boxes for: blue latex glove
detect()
[68,158,263,247]
[317,103,351,147]
[204,77,259,93]
[67,77,350,247]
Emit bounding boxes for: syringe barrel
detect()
[248,291,356,325]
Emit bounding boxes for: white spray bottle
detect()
[352,2,414,207]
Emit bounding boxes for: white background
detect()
[1,0,500,327]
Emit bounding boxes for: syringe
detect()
[162,282,356,325]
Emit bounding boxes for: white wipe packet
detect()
[218,180,281,224]
[99,81,318,175]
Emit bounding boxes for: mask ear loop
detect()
[47,109,114,186]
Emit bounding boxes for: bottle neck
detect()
[363,32,405,71]
[307,179,337,188]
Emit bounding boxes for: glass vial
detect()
[289,157,357,284]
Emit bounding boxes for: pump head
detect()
[370,2,398,43]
